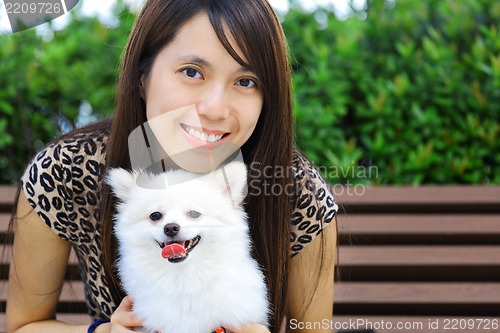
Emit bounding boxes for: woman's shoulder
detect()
[48,119,111,155]
[20,120,111,243]
[22,122,110,192]
[290,149,338,256]
[27,119,110,169]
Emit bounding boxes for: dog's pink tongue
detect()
[161,243,186,259]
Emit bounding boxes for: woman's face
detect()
[141,13,263,171]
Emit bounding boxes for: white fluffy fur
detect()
[107,162,269,333]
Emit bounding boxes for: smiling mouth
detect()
[180,124,229,143]
[156,235,201,263]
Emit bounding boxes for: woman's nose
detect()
[197,84,230,120]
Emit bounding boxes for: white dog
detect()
[107,162,269,333]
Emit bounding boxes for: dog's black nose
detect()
[164,223,180,237]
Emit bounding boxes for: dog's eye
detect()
[187,210,201,219]
[149,212,163,221]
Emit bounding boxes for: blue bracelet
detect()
[88,319,110,333]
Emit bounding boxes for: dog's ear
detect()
[106,168,137,202]
[212,162,247,205]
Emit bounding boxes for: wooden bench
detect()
[333,185,500,333]
[1,185,500,332]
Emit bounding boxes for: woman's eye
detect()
[149,211,163,221]
[187,210,202,219]
[236,78,257,88]
[181,68,203,79]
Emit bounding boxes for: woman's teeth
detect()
[182,125,225,143]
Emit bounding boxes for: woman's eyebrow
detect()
[177,55,211,68]
[176,54,255,74]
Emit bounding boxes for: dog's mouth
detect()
[156,235,201,263]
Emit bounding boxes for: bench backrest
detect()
[1,185,500,332]
[334,185,500,332]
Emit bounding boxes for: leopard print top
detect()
[20,129,338,320]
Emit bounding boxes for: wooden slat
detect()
[0,214,10,233]
[0,186,17,211]
[335,282,500,303]
[338,245,500,281]
[335,186,500,206]
[338,214,500,235]
[333,282,500,315]
[340,245,500,265]
[338,214,500,244]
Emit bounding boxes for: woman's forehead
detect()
[152,13,252,73]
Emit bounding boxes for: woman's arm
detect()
[5,190,88,332]
[285,218,337,333]
[6,192,143,333]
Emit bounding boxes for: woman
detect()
[6,0,338,332]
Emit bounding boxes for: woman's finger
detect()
[110,295,144,329]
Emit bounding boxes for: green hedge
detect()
[0,0,499,184]
[0,2,135,183]
[285,0,500,185]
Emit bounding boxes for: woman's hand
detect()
[97,296,144,333]
[227,324,270,333]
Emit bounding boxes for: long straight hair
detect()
[101,1,293,331]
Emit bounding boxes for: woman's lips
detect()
[179,123,229,149]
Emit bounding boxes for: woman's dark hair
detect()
[101,0,293,331]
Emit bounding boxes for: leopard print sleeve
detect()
[290,150,338,257]
[19,131,114,320]
[20,132,107,245]
[20,140,77,243]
